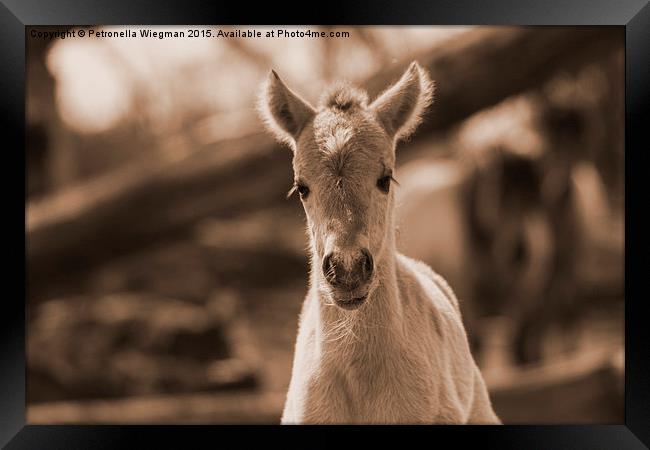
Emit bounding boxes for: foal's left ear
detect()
[258,70,316,150]
[370,61,435,142]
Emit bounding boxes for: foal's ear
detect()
[258,70,316,150]
[370,61,435,142]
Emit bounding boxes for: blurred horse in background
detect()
[462,141,581,365]
[398,90,616,366]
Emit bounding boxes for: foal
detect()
[258,62,500,424]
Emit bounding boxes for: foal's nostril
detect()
[360,248,374,282]
[322,253,337,284]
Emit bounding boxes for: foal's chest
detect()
[303,350,439,424]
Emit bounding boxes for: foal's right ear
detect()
[258,70,316,150]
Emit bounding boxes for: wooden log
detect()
[487,347,624,423]
[27,132,298,299]
[28,390,286,424]
[27,27,622,297]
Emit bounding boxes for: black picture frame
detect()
[2,0,648,448]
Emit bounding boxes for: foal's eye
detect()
[287,182,310,200]
[297,184,310,199]
[377,175,392,193]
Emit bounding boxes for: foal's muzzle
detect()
[322,248,374,309]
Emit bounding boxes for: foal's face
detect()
[260,62,434,310]
[293,111,395,309]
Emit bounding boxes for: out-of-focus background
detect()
[26,26,624,424]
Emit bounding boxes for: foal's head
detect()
[259,62,434,310]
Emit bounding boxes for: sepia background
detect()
[26,26,624,424]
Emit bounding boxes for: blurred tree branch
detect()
[364,26,623,132]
